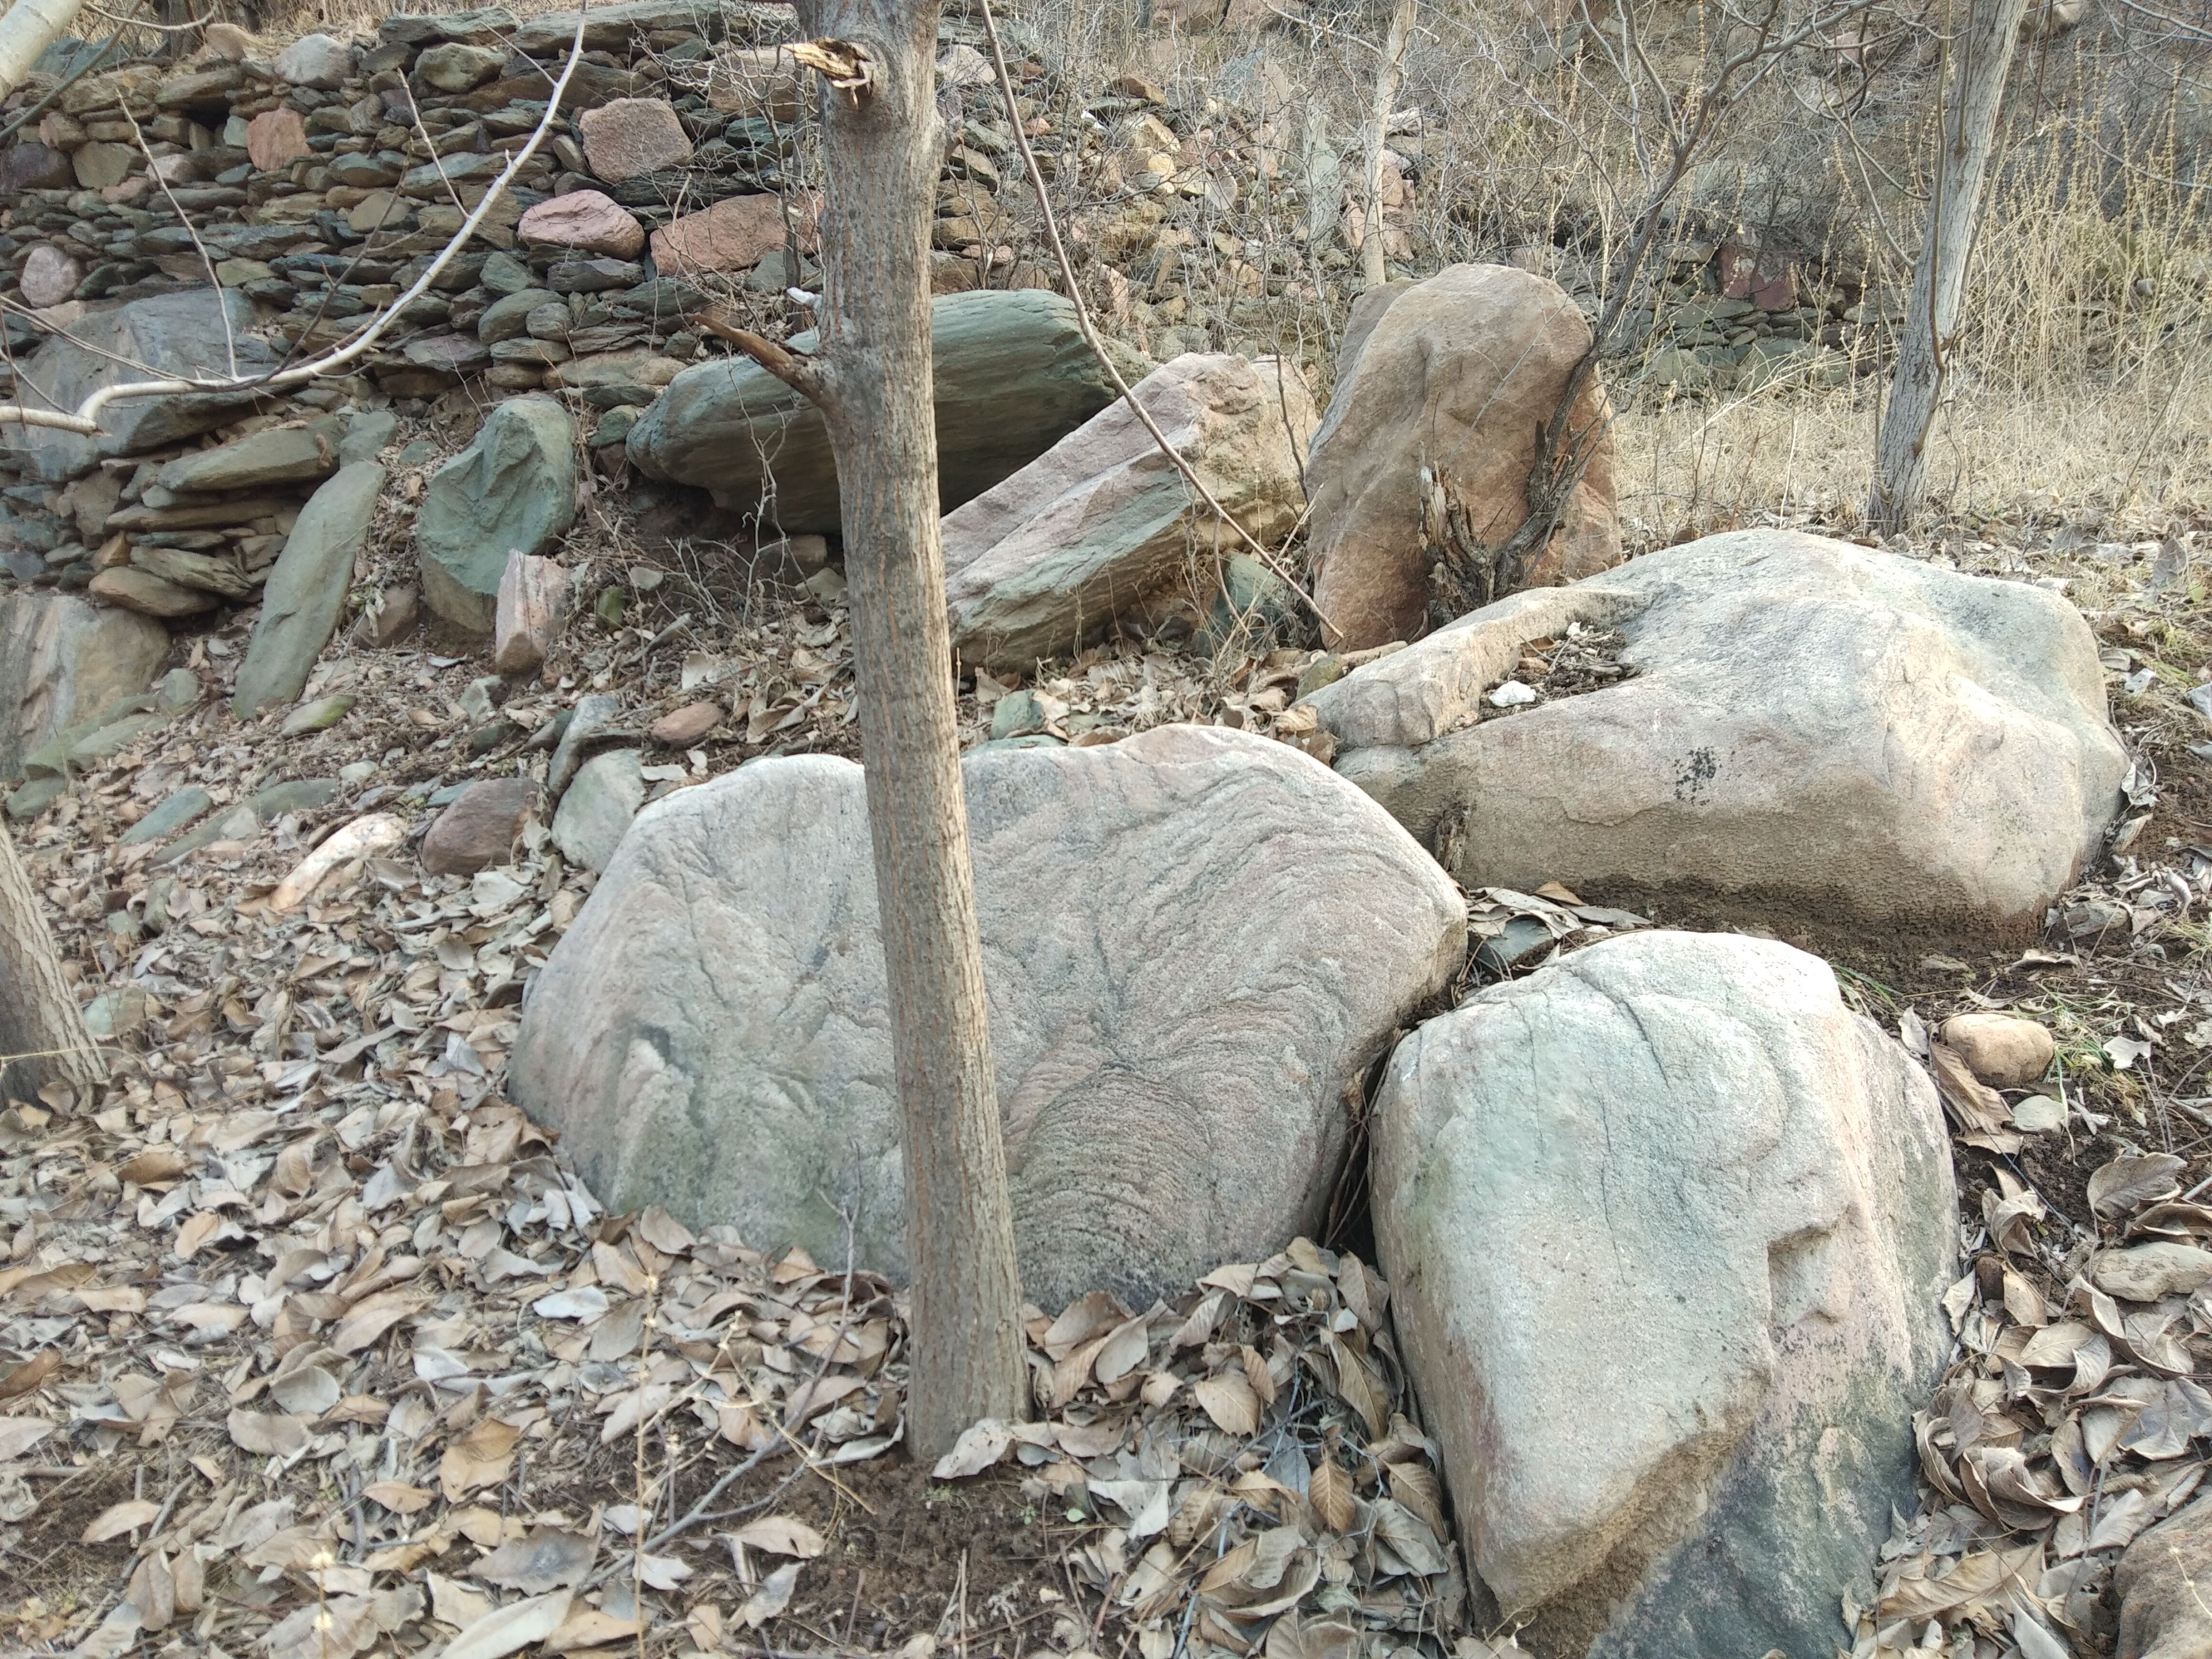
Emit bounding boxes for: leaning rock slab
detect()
[233,465,384,716]
[943,353,1317,668]
[511,725,1464,1309]
[0,592,167,778]
[416,398,577,631]
[158,425,337,494]
[626,290,1116,530]
[1306,263,1622,650]
[1311,530,2127,936]
[1372,930,1956,1659]
[2,291,278,481]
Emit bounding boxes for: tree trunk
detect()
[1868,0,2028,533]
[0,0,88,97]
[1358,0,1418,291]
[0,818,103,1104]
[795,0,1028,1462]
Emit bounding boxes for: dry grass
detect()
[193,0,2212,539]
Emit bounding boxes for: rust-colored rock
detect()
[647,192,792,277]
[518,190,644,258]
[649,702,722,746]
[421,778,539,876]
[246,107,312,172]
[492,551,569,677]
[351,583,417,647]
[1306,263,1622,651]
[576,97,691,184]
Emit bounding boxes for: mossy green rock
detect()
[233,465,384,716]
[416,398,577,631]
[626,290,1116,531]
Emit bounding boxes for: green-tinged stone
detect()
[81,985,149,1041]
[280,693,355,735]
[990,689,1044,740]
[233,464,385,716]
[156,776,339,863]
[5,776,64,819]
[119,785,213,847]
[416,398,577,631]
[625,289,1116,531]
[595,585,626,628]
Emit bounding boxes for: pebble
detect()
[649,702,721,745]
[1939,1012,2055,1089]
[1489,680,1538,707]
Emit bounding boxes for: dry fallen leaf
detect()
[931,1417,1012,1479]
[80,1497,161,1544]
[730,1515,828,1559]
[739,1561,802,1628]
[439,1588,573,1659]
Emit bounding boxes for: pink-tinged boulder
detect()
[704,45,807,119]
[19,245,80,309]
[518,190,644,258]
[493,550,569,676]
[1306,262,1622,649]
[247,108,312,172]
[576,97,691,183]
[1374,930,1956,1659]
[2116,1495,2212,1659]
[647,192,790,277]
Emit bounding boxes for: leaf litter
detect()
[5,510,2212,1659]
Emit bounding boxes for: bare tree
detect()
[0,819,103,1103]
[0,0,89,98]
[1357,0,1418,292]
[1869,0,2031,533]
[1423,0,1880,604]
[704,2,1028,1461]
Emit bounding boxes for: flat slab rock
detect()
[624,289,1117,532]
[943,352,1318,669]
[510,725,1464,1310]
[1309,529,2129,936]
[1372,929,1957,1658]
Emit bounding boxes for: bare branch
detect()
[0,0,596,434]
[695,307,831,404]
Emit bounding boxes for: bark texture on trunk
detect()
[1869,0,2029,533]
[0,0,88,97]
[0,818,103,1103]
[796,0,1028,1461]
[1358,0,1418,292]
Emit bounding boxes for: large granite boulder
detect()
[1,291,279,482]
[943,353,1318,668]
[1372,930,1956,1659]
[233,465,386,716]
[510,725,1463,1310]
[0,593,168,778]
[1310,530,2126,936]
[415,398,576,630]
[625,290,1117,531]
[1305,264,1622,650]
